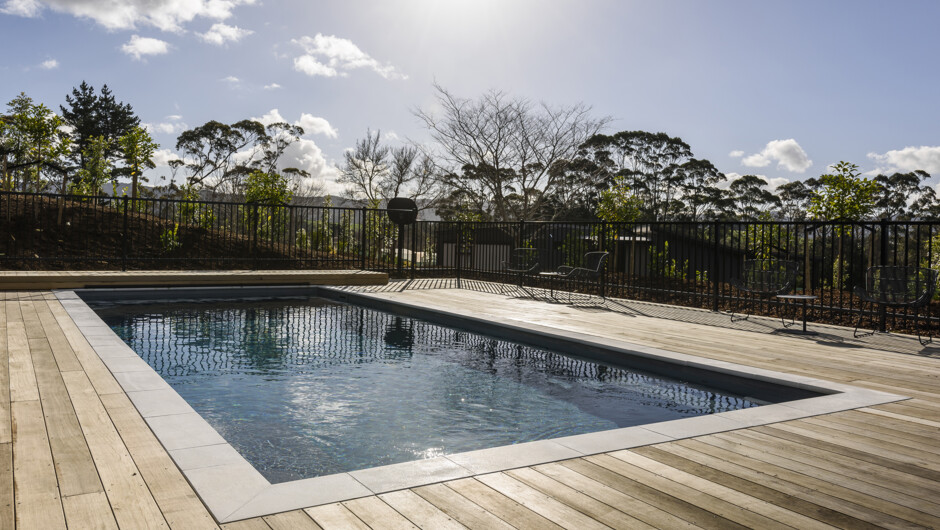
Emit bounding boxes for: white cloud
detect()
[867,146,940,175]
[740,139,812,173]
[222,75,239,83]
[121,35,169,60]
[39,58,58,69]
[252,109,337,138]
[0,0,40,16]
[144,120,188,135]
[3,0,256,32]
[263,83,281,90]
[243,109,339,185]
[728,150,744,158]
[165,114,183,121]
[291,34,407,80]
[725,172,790,191]
[296,113,337,138]
[293,55,338,77]
[199,22,252,45]
[152,148,181,167]
[285,137,337,181]
[252,108,286,126]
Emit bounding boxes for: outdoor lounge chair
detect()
[729,259,799,322]
[501,248,541,296]
[854,266,938,345]
[540,251,609,302]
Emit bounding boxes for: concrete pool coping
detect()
[56,286,909,523]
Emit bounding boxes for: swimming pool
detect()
[93,296,760,483]
[63,286,904,522]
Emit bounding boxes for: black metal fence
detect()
[3,191,939,333]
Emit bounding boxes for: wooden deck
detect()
[2,277,939,529]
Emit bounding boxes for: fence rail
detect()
[2,191,939,334]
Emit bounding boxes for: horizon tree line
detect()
[2,83,938,222]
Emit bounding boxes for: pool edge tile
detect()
[145,412,228,451]
[445,440,584,475]
[169,443,248,471]
[184,461,271,522]
[125,387,197,418]
[348,456,473,494]
[222,474,373,523]
[553,426,673,456]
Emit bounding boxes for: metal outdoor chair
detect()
[540,251,609,302]
[854,266,938,345]
[729,259,799,322]
[500,248,541,296]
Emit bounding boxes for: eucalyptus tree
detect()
[729,175,781,221]
[574,131,693,221]
[414,84,608,221]
[175,119,268,194]
[776,179,816,221]
[176,119,314,201]
[673,158,727,221]
[873,170,933,220]
[256,122,307,177]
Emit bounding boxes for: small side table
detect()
[776,294,818,334]
[538,271,565,300]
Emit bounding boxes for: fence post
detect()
[601,222,607,299]
[121,196,129,272]
[410,221,417,281]
[456,221,462,289]
[251,203,259,270]
[394,223,403,276]
[879,217,889,332]
[360,208,367,270]
[712,220,720,312]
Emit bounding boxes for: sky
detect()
[1,0,939,195]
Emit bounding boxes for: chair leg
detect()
[780,298,796,328]
[854,302,875,338]
[916,310,933,346]
[730,293,750,322]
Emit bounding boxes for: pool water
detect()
[95,297,758,483]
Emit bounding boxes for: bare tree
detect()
[338,129,389,206]
[291,177,326,205]
[414,84,609,220]
[339,130,443,210]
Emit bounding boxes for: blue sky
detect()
[2,0,938,194]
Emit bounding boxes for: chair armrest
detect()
[854,286,875,303]
[556,265,575,275]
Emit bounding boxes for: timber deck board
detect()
[1,275,939,528]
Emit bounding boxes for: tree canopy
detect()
[809,161,881,221]
[3,84,940,222]
[60,82,140,176]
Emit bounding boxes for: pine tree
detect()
[60,82,140,175]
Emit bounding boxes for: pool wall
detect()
[61,285,908,523]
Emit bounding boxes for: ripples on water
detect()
[95,298,758,483]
